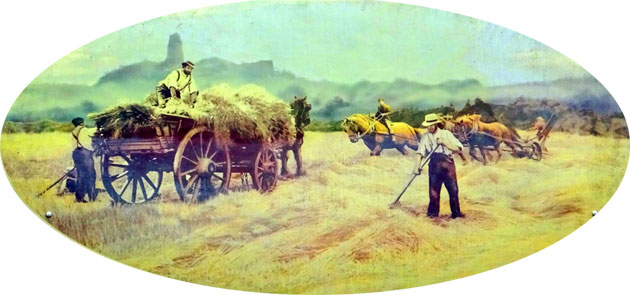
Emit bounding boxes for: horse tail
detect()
[506,124,521,140]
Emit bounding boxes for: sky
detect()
[34,0,589,86]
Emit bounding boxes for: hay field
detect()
[1,130,628,294]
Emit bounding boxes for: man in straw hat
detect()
[70,117,97,203]
[156,61,199,108]
[530,116,546,139]
[414,113,465,218]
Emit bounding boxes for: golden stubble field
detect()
[1,130,628,294]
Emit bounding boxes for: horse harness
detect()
[347,117,419,142]
[465,125,523,146]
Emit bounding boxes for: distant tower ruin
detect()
[162,33,184,67]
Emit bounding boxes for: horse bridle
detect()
[351,118,374,139]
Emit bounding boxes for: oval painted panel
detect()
[1,1,628,294]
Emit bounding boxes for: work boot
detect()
[451,212,466,219]
[75,198,87,203]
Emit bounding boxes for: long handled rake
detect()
[389,144,440,208]
[35,167,76,198]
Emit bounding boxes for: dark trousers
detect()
[157,84,181,99]
[377,116,392,133]
[156,84,181,106]
[427,153,463,218]
[72,148,96,202]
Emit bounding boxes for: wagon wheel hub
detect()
[196,158,216,176]
[261,162,274,172]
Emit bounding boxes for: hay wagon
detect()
[93,113,279,204]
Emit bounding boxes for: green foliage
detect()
[304,120,343,132]
[2,120,74,134]
[456,97,497,122]
[390,105,456,127]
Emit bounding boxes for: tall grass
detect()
[1,130,628,293]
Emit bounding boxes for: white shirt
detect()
[157,69,198,94]
[71,126,97,151]
[416,128,463,157]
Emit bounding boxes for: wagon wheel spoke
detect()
[131,179,138,203]
[120,154,133,164]
[142,174,157,190]
[212,173,224,182]
[118,178,132,198]
[182,155,198,166]
[184,174,199,193]
[192,177,202,201]
[199,132,204,158]
[110,170,129,181]
[204,138,214,158]
[138,177,148,201]
[200,177,211,200]
[181,168,197,176]
[188,137,201,160]
[213,158,227,170]
[108,163,129,168]
[208,150,218,161]
[213,161,227,169]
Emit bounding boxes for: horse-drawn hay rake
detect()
[454,114,557,163]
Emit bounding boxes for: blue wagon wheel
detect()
[173,127,231,202]
[101,154,163,204]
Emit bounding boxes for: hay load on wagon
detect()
[89,83,296,143]
[89,83,302,204]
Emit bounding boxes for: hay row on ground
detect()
[89,84,295,143]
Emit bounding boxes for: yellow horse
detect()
[341,114,423,156]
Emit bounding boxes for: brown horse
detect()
[280,96,310,177]
[453,122,499,164]
[437,117,469,163]
[341,114,422,156]
[455,114,521,163]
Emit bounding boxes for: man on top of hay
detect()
[156,60,199,108]
[414,113,465,219]
[375,97,394,134]
[70,117,97,203]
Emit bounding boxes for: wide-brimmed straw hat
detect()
[182,61,195,68]
[422,113,441,127]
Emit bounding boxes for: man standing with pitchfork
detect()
[414,113,465,219]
